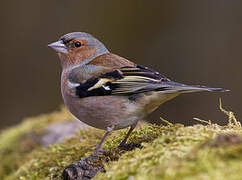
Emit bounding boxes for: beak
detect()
[48,40,67,54]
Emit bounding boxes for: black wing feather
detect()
[75,65,170,98]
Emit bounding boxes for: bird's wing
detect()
[73,64,176,98]
[72,64,227,98]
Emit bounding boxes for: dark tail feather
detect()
[178,85,229,93]
[156,81,229,94]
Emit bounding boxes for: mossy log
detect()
[0,103,241,180]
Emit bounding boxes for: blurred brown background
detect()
[0,1,241,130]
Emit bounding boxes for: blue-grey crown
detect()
[60,32,109,56]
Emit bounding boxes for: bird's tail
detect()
[156,81,229,94]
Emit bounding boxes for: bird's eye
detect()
[74,41,82,48]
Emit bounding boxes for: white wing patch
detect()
[68,81,80,88]
[102,85,111,90]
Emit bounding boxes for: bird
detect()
[48,32,228,155]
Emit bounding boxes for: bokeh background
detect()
[0,0,241,130]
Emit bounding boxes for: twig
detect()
[193,117,212,125]
[219,98,241,128]
[160,117,173,126]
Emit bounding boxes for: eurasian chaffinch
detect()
[48,32,227,155]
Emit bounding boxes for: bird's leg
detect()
[93,126,114,156]
[118,122,137,147]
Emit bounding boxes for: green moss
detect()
[96,125,242,180]
[6,128,105,180]
[6,125,171,180]
[4,123,242,180]
[0,101,241,180]
[0,107,73,180]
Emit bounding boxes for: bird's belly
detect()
[63,94,141,130]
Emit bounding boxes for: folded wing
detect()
[73,65,227,98]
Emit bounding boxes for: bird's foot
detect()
[118,142,142,151]
[62,155,105,180]
[118,140,126,148]
[93,148,108,156]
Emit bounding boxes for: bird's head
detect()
[48,32,109,68]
